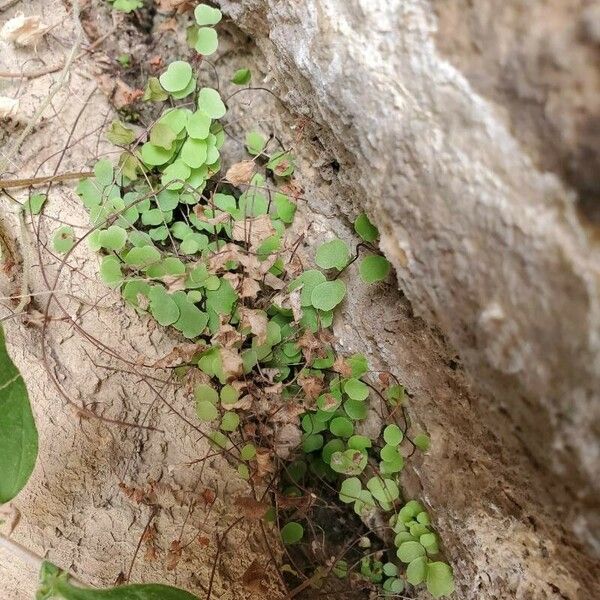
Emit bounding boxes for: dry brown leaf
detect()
[148,55,164,70]
[220,347,243,381]
[194,204,231,226]
[235,496,270,520]
[333,356,353,378]
[225,160,255,186]
[289,288,303,322]
[113,79,144,109]
[152,343,203,368]
[263,273,285,290]
[1,13,49,47]
[155,0,195,13]
[166,540,182,571]
[298,374,323,401]
[201,488,217,506]
[239,307,268,344]
[274,423,302,459]
[254,448,274,480]
[232,215,275,251]
[241,559,267,594]
[162,273,187,292]
[240,277,261,299]
[211,322,240,348]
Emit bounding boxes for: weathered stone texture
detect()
[217,0,600,597]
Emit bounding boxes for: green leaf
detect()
[124,246,161,268]
[302,433,323,453]
[406,556,427,586]
[397,541,426,563]
[240,443,256,460]
[273,192,296,224]
[359,255,391,283]
[267,151,294,177]
[310,279,346,311]
[98,225,127,251]
[110,0,143,13]
[198,87,226,119]
[186,110,212,139]
[354,213,379,242]
[36,561,199,600]
[149,122,177,150]
[195,27,218,56]
[52,226,75,253]
[196,400,218,422]
[99,256,122,288]
[231,68,251,85]
[220,411,240,432]
[426,562,455,598]
[106,120,135,145]
[366,476,399,505]
[347,435,371,451]
[141,142,174,166]
[315,239,349,271]
[94,159,114,186]
[245,131,266,156]
[171,76,197,100]
[195,384,218,405]
[0,325,38,504]
[162,161,191,191]
[143,77,168,102]
[22,193,46,215]
[343,377,369,401]
[414,433,431,451]
[172,292,208,338]
[339,477,362,504]
[344,398,368,420]
[383,424,403,446]
[330,449,367,475]
[195,3,222,25]
[281,521,304,544]
[148,286,180,326]
[220,384,239,405]
[382,562,398,577]
[330,416,354,438]
[159,61,193,93]
[321,438,344,464]
[181,138,208,169]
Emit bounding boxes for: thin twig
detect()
[0,172,93,189]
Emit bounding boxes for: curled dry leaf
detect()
[241,559,267,594]
[274,423,302,459]
[166,539,183,571]
[235,496,270,520]
[0,97,20,120]
[211,322,239,348]
[298,374,323,401]
[333,356,352,378]
[239,307,268,345]
[220,347,243,381]
[225,160,255,186]
[240,277,261,299]
[194,204,231,226]
[1,12,49,47]
[232,215,275,251]
[254,447,274,480]
[152,343,203,368]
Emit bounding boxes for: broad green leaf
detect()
[344,399,368,420]
[382,578,405,593]
[172,292,208,338]
[315,239,349,271]
[310,279,346,311]
[99,256,122,288]
[382,563,398,577]
[339,477,362,504]
[195,383,218,405]
[406,556,427,586]
[329,416,353,438]
[383,424,403,446]
[197,87,226,119]
[343,377,368,401]
[143,77,168,102]
[181,138,208,169]
[302,433,323,453]
[0,325,38,504]
[195,3,222,26]
[347,435,371,451]
[140,143,173,166]
[148,286,179,326]
[162,161,191,191]
[240,443,256,460]
[321,438,344,464]
[231,68,251,85]
[36,561,199,600]
[397,541,426,563]
[106,120,136,146]
[267,151,294,177]
[359,255,391,283]
[273,192,296,224]
[281,521,304,544]
[196,400,218,422]
[171,77,197,100]
[354,213,379,242]
[159,61,193,93]
[149,122,177,150]
[98,225,127,251]
[220,411,240,432]
[52,226,75,254]
[245,131,266,156]
[414,433,431,451]
[94,159,114,186]
[330,449,367,476]
[195,27,218,56]
[366,476,399,505]
[426,562,455,598]
[186,110,211,139]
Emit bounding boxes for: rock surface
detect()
[215,0,600,597]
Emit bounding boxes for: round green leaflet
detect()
[195,3,222,25]
[98,225,127,251]
[231,68,251,85]
[124,245,161,268]
[302,433,323,453]
[148,286,180,326]
[196,400,218,422]
[141,142,174,166]
[94,158,113,186]
[221,411,240,432]
[347,434,371,451]
[220,384,239,405]
[198,87,226,119]
[171,76,197,100]
[52,226,75,253]
[321,438,344,464]
[159,108,189,134]
[330,416,354,438]
[354,213,379,242]
[383,424,403,446]
[162,161,191,191]
[315,238,350,271]
[417,510,431,525]
[406,556,427,586]
[330,449,367,476]
[172,292,208,338]
[382,562,398,577]
[195,383,218,404]
[99,256,122,288]
[240,443,256,460]
[414,432,431,451]
[281,521,304,544]
[397,541,426,563]
[343,377,369,401]
[366,476,399,505]
[181,137,208,169]
[310,279,346,311]
[339,477,362,504]
[359,254,391,284]
[186,110,212,139]
[245,131,266,156]
[344,399,368,420]
[426,562,455,598]
[195,27,218,56]
[150,122,177,150]
[159,60,193,93]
